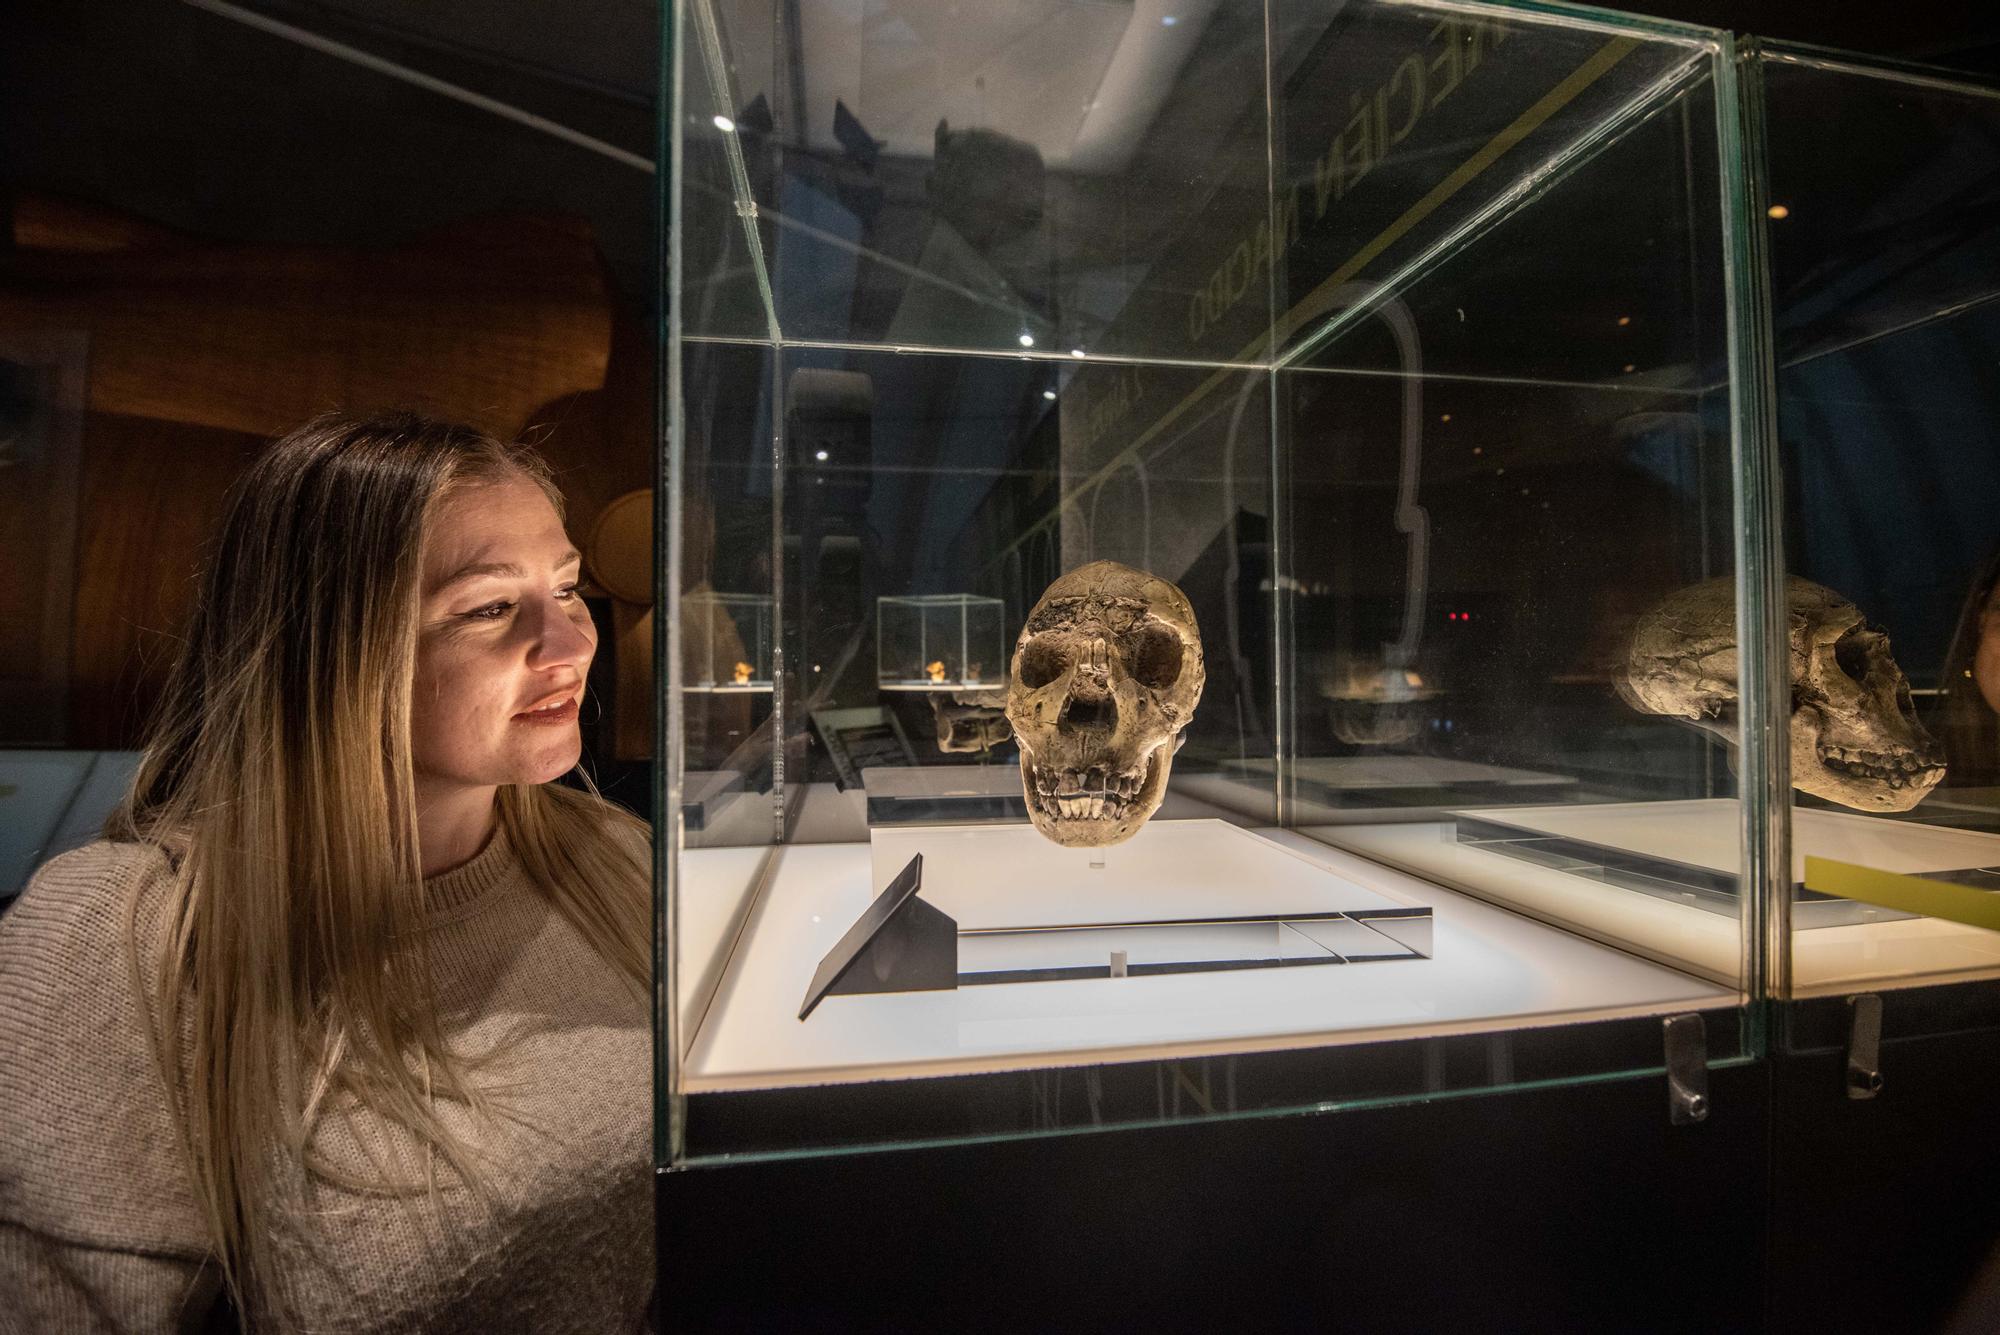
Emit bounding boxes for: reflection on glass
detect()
[1755,47,2000,994]
[877,594,1005,691]
[1936,548,2000,792]
[668,0,1757,1160]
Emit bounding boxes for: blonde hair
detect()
[107,411,650,1319]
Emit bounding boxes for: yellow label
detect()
[1803,856,2000,933]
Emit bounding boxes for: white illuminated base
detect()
[865,819,1413,930]
[1466,799,2000,882]
[680,818,1731,1091]
[1317,799,2000,998]
[682,682,774,694]
[1227,755,1575,791]
[862,766,1021,801]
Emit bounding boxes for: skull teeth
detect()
[1818,744,1945,788]
[1026,760,1150,821]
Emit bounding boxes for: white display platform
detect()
[1314,819,1745,982]
[682,769,744,830]
[866,820,1412,929]
[1227,755,1575,791]
[681,818,1733,1091]
[861,766,1021,802]
[1465,798,2000,884]
[676,844,778,1043]
[1312,801,2000,996]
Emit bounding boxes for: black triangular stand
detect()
[799,854,959,1020]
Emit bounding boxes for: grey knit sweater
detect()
[0,828,654,1334]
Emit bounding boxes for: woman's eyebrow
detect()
[433,548,580,593]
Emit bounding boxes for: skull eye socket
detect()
[1017,635,1068,689]
[1832,624,1882,684]
[1128,624,1184,690]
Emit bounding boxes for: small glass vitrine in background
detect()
[680,590,775,693]
[876,594,1006,692]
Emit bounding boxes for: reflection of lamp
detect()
[1320,657,1441,747]
[733,661,752,686]
[926,660,946,683]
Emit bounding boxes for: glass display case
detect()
[1740,45,2000,1023]
[680,590,775,692]
[662,0,1771,1163]
[876,593,1007,690]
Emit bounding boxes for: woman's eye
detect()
[465,601,514,621]
[555,583,580,601]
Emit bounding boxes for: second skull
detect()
[1621,574,1946,811]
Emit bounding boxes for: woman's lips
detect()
[513,697,579,725]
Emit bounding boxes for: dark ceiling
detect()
[3,0,1996,310]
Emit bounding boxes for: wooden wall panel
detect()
[3,195,644,749]
[1,207,614,442]
[67,413,263,748]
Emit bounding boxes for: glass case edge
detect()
[1713,36,1789,1024]
[1262,0,1291,829]
[685,333,1268,373]
[1391,0,1724,50]
[688,0,782,344]
[656,0,688,1169]
[673,1046,1762,1170]
[1752,37,2000,101]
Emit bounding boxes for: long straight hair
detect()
[107,412,649,1320]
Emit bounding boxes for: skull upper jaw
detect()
[1018,734,1176,847]
[1791,712,1946,812]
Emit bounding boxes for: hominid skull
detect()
[1006,561,1205,847]
[1622,575,1945,811]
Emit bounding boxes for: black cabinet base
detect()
[660,1065,1767,1334]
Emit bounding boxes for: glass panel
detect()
[1279,56,1750,991]
[1753,48,2000,1003]
[686,0,1275,361]
[1268,0,1714,367]
[667,0,1752,1163]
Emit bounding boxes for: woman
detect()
[0,413,654,1332]
[1937,547,2000,790]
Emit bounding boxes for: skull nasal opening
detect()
[1061,695,1117,732]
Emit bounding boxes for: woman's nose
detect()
[525,596,596,670]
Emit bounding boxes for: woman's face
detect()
[413,475,598,793]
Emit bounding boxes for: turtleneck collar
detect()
[422,824,516,916]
